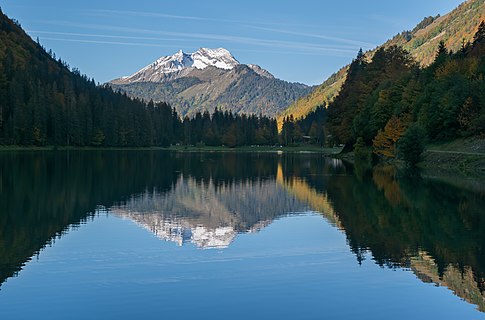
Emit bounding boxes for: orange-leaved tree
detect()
[372,115,408,158]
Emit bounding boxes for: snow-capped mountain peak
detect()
[191,47,239,70]
[113,48,241,84]
[110,48,274,85]
[147,49,192,74]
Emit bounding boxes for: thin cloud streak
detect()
[29,30,182,42]
[86,9,310,28]
[38,36,355,58]
[39,37,176,48]
[36,21,362,55]
[90,9,222,22]
[30,7,366,46]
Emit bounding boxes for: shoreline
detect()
[331,137,485,178]
[0,145,344,155]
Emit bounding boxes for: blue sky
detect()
[2,0,465,85]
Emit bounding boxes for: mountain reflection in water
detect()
[112,175,307,249]
[0,150,484,313]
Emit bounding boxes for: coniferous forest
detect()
[0,9,277,148]
[284,21,485,163]
[1,6,484,160]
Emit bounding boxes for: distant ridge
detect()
[109,48,312,118]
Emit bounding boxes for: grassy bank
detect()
[421,137,485,176]
[330,137,485,177]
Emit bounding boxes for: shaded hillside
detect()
[0,10,279,148]
[278,0,485,126]
[0,8,179,147]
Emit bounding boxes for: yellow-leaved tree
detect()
[372,115,408,158]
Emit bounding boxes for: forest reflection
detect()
[277,161,485,312]
[0,150,484,311]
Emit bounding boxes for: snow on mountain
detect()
[112,48,239,84]
[110,175,306,249]
[191,47,239,70]
[112,211,238,249]
[151,49,193,73]
[110,47,274,84]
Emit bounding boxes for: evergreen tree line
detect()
[280,106,327,146]
[0,10,277,148]
[2,8,483,151]
[288,21,485,162]
[182,109,278,147]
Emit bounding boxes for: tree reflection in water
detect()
[0,151,484,311]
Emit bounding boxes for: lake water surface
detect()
[0,151,484,319]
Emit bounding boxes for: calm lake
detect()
[0,151,484,319]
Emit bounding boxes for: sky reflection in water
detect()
[0,151,484,319]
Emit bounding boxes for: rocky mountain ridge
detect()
[109,48,312,118]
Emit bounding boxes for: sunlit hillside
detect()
[277,0,485,128]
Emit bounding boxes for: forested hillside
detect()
[287,22,485,163]
[0,9,277,147]
[0,8,180,147]
[278,0,485,126]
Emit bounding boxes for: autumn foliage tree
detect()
[373,115,407,158]
[301,20,485,161]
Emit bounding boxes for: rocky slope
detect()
[109,48,312,118]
